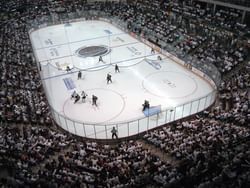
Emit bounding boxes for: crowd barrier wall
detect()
[27,11,221,139]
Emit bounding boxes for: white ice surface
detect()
[30,20,215,138]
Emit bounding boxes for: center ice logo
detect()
[75,45,111,58]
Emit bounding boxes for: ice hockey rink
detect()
[30,20,216,139]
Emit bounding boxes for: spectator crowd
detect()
[0,0,249,187]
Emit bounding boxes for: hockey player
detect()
[71,90,77,99]
[77,71,82,80]
[111,127,118,139]
[142,100,150,111]
[107,73,112,84]
[66,66,71,72]
[115,64,120,73]
[92,95,98,106]
[98,56,104,63]
[151,48,155,54]
[81,91,87,102]
[74,94,80,103]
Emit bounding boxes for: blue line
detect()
[35,32,125,51]
[63,78,68,89]
[41,53,159,81]
[64,78,70,90]
[69,79,76,89]
[111,41,140,48]
[38,41,141,64]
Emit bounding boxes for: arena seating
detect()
[0,0,249,187]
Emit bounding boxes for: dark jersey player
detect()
[107,73,112,84]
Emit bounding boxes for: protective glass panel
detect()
[183,102,191,118]
[168,110,175,122]
[190,100,199,114]
[148,114,157,130]
[205,94,212,108]
[84,124,95,139]
[174,105,183,120]
[66,119,75,134]
[138,117,148,133]
[74,122,85,137]
[59,115,67,130]
[95,125,107,139]
[198,97,206,112]
[156,111,165,126]
[128,121,139,136]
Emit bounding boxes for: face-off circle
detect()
[63,88,125,124]
[142,71,198,98]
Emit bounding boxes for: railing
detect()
[48,90,217,139]
[27,10,221,139]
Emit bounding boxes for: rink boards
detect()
[29,20,216,139]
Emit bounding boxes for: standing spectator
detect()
[111,126,118,139]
